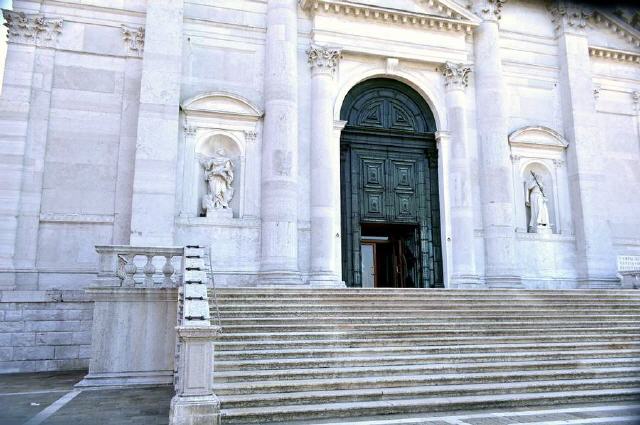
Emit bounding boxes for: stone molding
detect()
[2,10,63,46]
[121,24,145,56]
[307,44,342,76]
[441,61,472,89]
[39,212,114,224]
[547,2,592,35]
[589,46,640,64]
[300,0,479,34]
[591,12,640,50]
[473,0,507,22]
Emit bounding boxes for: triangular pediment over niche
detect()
[300,0,481,28]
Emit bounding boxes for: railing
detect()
[95,245,184,287]
[170,245,221,424]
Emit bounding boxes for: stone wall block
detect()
[13,346,54,361]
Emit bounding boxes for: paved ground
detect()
[0,370,639,425]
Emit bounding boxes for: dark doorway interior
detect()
[360,223,420,288]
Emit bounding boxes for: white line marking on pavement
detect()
[22,389,82,425]
[507,416,640,425]
[0,389,69,397]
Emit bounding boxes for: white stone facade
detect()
[0,0,639,299]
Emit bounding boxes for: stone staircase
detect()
[211,288,640,424]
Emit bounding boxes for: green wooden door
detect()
[339,78,442,289]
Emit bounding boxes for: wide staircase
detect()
[211,288,640,424]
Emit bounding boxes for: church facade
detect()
[1,0,639,298]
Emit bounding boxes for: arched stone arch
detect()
[333,66,447,132]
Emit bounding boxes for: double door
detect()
[341,143,441,288]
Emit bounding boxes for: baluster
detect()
[143,254,156,286]
[162,254,175,286]
[123,254,137,286]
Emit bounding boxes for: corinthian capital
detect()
[442,62,472,90]
[2,10,63,46]
[307,44,342,76]
[547,1,593,35]
[473,0,507,21]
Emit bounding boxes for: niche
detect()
[195,134,242,218]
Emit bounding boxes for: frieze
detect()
[2,10,63,46]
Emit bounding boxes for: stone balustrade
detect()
[95,245,184,287]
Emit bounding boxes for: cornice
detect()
[591,11,640,50]
[300,0,480,34]
[589,46,640,64]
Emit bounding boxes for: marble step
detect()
[216,308,640,317]
[215,341,640,360]
[215,333,640,350]
[215,349,640,371]
[216,321,640,333]
[213,357,640,383]
[217,314,640,324]
[215,304,640,312]
[218,376,640,409]
[218,387,640,423]
[213,288,640,296]
[213,366,640,395]
[216,327,640,342]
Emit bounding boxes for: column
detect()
[550,2,615,286]
[0,10,61,288]
[307,45,344,287]
[259,0,302,285]
[441,63,480,287]
[472,0,521,287]
[129,0,184,246]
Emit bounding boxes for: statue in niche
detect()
[525,171,551,233]
[199,148,235,213]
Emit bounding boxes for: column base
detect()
[309,273,346,287]
[169,394,220,425]
[449,274,483,288]
[485,275,523,289]
[258,271,303,286]
[75,370,173,388]
[577,276,623,289]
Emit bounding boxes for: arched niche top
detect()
[509,126,569,151]
[181,91,264,121]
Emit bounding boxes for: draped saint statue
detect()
[525,171,550,233]
[200,148,235,212]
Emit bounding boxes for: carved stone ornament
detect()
[2,10,63,46]
[632,91,640,106]
[547,1,593,34]
[244,130,257,143]
[121,24,145,55]
[199,149,235,212]
[307,44,342,75]
[442,62,472,89]
[474,0,507,21]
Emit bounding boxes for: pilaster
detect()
[471,0,521,287]
[549,1,616,287]
[129,0,184,246]
[259,0,302,285]
[308,45,344,287]
[0,9,62,289]
[441,62,481,287]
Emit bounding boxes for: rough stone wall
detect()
[0,291,92,373]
